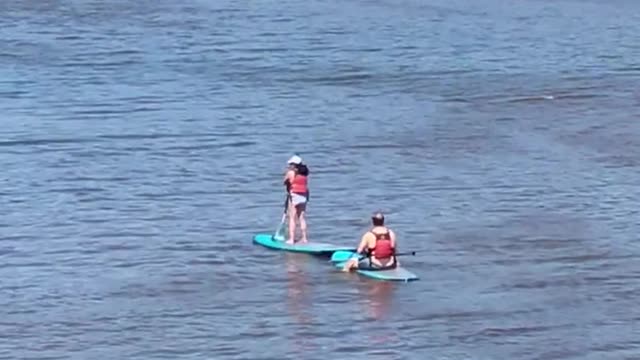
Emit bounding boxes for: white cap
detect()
[287,155,302,165]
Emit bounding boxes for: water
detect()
[1,0,639,359]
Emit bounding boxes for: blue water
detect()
[1,0,639,359]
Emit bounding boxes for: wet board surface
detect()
[252,234,355,255]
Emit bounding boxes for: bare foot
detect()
[286,239,295,245]
[342,260,356,272]
[300,238,308,243]
[342,264,355,272]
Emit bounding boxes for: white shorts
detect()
[290,193,307,206]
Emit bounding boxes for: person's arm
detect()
[356,232,371,254]
[283,170,294,192]
[389,230,399,265]
[344,233,369,270]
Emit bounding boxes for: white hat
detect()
[287,155,302,165]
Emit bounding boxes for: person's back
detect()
[366,225,395,261]
[289,163,308,196]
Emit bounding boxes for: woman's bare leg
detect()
[287,202,296,244]
[297,203,307,243]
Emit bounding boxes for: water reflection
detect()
[284,253,316,354]
[358,280,396,320]
[356,280,401,352]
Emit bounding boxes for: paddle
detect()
[330,251,361,263]
[330,250,417,263]
[273,194,290,240]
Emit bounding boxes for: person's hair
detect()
[371,212,385,226]
[296,163,309,176]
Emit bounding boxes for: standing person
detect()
[283,155,309,244]
[343,212,398,271]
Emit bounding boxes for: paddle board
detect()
[331,251,419,282]
[253,233,355,256]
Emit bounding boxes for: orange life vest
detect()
[290,174,308,194]
[371,230,394,258]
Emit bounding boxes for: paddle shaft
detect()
[359,251,417,259]
[332,250,417,261]
[274,194,290,237]
[394,251,417,256]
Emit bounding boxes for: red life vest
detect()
[290,174,308,194]
[371,230,394,258]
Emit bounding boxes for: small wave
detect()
[0,137,95,147]
[347,143,404,150]
[214,103,265,110]
[469,324,573,339]
[0,261,53,269]
[0,52,22,60]
[598,154,639,169]
[69,107,142,116]
[271,17,294,23]
[97,133,213,141]
[163,141,255,152]
[610,66,640,74]
[69,49,143,57]
[54,34,83,41]
[61,176,130,182]
[48,186,106,194]
[441,97,470,103]
[56,58,142,68]
[505,95,556,103]
[0,90,31,98]
[302,73,374,85]
[554,93,604,100]
[343,47,383,53]
[187,257,226,266]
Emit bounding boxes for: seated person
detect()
[343,211,398,271]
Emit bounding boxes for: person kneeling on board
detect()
[343,212,398,271]
[283,154,310,244]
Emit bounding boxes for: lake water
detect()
[1,0,639,359]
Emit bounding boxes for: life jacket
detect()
[370,229,394,259]
[289,164,309,194]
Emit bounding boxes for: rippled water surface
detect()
[1,0,639,359]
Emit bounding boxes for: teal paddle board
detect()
[253,233,355,256]
[331,251,419,282]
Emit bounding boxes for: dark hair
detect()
[296,163,309,176]
[371,212,385,226]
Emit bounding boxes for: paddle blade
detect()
[331,250,359,263]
